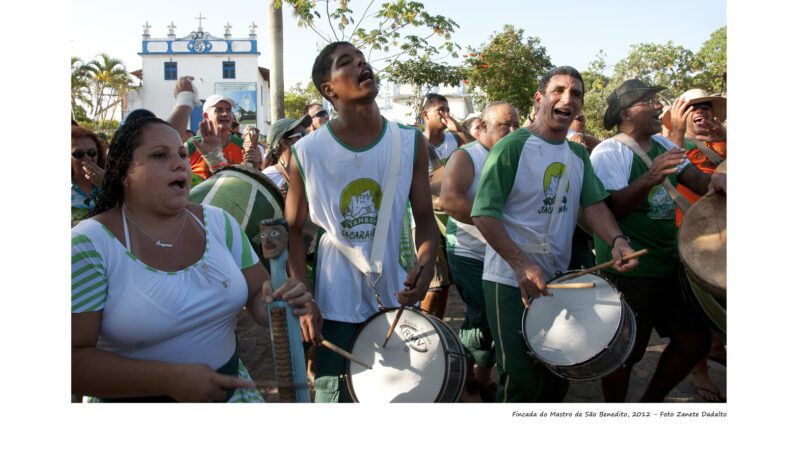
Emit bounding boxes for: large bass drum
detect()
[189,164,285,263]
[677,191,727,341]
[522,272,636,382]
[345,308,467,403]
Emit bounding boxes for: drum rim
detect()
[344,307,456,403]
[521,270,626,368]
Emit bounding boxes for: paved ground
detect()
[237,286,726,403]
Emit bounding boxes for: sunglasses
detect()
[313,109,329,118]
[72,149,98,159]
[283,130,307,140]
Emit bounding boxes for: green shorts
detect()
[448,252,494,368]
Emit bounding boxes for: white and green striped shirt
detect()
[71,205,263,402]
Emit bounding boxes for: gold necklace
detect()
[123,207,188,249]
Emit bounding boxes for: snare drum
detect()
[346,308,467,403]
[522,272,636,381]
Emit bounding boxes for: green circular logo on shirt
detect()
[339,178,383,242]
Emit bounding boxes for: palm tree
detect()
[71,57,93,121]
[86,53,129,122]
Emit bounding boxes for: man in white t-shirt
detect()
[471,66,639,402]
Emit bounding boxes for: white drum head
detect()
[349,309,446,403]
[523,273,622,366]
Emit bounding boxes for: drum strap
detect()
[685,137,725,166]
[612,133,693,213]
[327,121,403,277]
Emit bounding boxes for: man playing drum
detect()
[284,41,439,403]
[663,88,728,402]
[438,101,520,401]
[590,79,726,402]
[471,67,639,402]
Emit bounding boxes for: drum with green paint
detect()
[189,164,284,264]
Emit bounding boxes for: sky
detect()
[70,0,727,88]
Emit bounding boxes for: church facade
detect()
[125,17,271,133]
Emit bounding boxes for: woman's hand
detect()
[169,363,254,402]
[82,160,106,186]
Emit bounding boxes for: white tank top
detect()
[292,118,419,323]
[445,141,489,260]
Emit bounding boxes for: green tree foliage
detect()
[72,53,137,124]
[612,41,695,100]
[385,56,465,122]
[284,81,324,118]
[463,25,553,117]
[692,26,726,94]
[71,57,93,122]
[580,51,614,139]
[278,0,460,74]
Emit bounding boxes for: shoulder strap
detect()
[327,120,403,276]
[612,133,693,213]
[685,137,724,166]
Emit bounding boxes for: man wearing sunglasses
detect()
[589,79,726,402]
[304,102,330,133]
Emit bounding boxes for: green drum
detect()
[189,165,284,264]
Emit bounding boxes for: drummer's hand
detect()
[173,76,195,97]
[514,258,549,307]
[196,119,225,156]
[707,172,726,195]
[300,302,323,346]
[645,148,685,186]
[395,263,428,307]
[271,277,313,317]
[81,160,105,186]
[668,96,692,138]
[610,240,639,273]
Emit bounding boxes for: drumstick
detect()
[557,249,649,282]
[382,264,425,348]
[321,339,373,370]
[545,282,595,289]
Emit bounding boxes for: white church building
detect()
[125,16,271,132]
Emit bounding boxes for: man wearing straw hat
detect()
[590,79,726,402]
[471,67,640,402]
[663,88,728,402]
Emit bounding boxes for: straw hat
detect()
[662,89,726,130]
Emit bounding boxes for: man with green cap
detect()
[262,115,312,196]
[590,79,726,402]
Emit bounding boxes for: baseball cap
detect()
[203,94,236,113]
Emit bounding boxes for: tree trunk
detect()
[267,0,285,122]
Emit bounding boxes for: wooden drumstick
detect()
[321,339,373,370]
[557,249,649,282]
[545,282,596,289]
[382,264,424,348]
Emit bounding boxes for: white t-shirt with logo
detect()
[471,129,608,286]
[292,118,419,322]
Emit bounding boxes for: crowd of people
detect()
[71,40,726,403]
